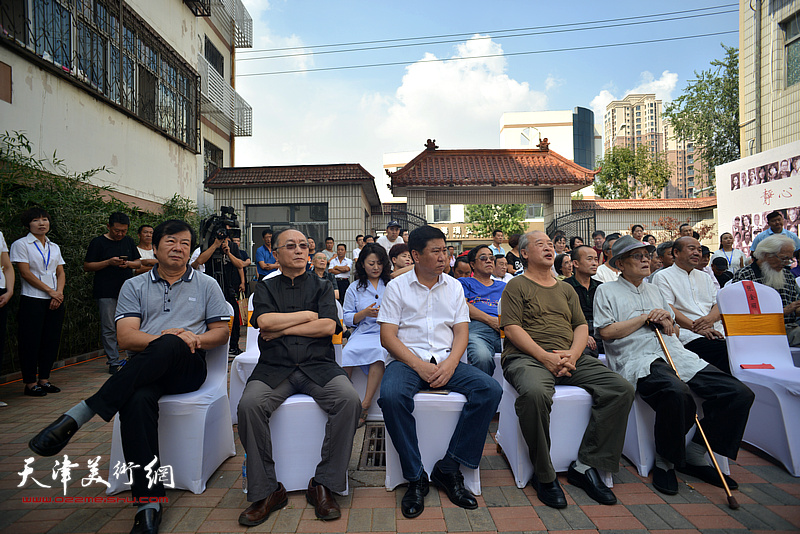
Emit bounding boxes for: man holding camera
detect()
[84,212,141,374]
[192,218,247,356]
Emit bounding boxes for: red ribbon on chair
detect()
[742,281,762,314]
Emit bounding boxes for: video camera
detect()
[200,206,242,293]
[200,206,241,249]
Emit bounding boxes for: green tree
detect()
[465,204,526,238]
[663,44,739,194]
[593,144,672,199]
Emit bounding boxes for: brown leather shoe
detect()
[305,478,341,520]
[238,483,288,526]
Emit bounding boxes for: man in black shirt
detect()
[237,229,360,527]
[564,246,603,356]
[83,212,141,374]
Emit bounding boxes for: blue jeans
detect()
[378,359,502,481]
[467,321,502,376]
[97,298,122,366]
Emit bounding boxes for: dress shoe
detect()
[108,365,120,375]
[531,472,567,509]
[29,414,78,456]
[306,478,341,520]
[567,462,617,505]
[401,472,429,518]
[39,382,60,393]
[229,347,243,356]
[24,385,47,397]
[677,463,738,490]
[431,463,478,509]
[238,483,288,526]
[130,507,161,534]
[652,466,679,495]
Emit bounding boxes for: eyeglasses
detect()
[476,254,493,262]
[769,253,792,263]
[624,252,649,262]
[276,242,309,251]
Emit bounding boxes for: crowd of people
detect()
[9,212,800,533]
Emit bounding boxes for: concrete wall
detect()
[500,110,575,156]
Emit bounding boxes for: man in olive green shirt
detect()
[501,231,634,509]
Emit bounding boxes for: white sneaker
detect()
[0,401,7,407]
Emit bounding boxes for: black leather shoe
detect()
[567,462,617,505]
[130,507,161,534]
[239,483,288,526]
[652,466,679,495]
[29,414,78,456]
[531,472,567,509]
[431,463,478,509]
[39,382,61,393]
[401,472,429,518]
[24,385,47,397]
[677,463,738,490]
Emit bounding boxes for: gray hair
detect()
[754,234,795,260]
[517,231,546,268]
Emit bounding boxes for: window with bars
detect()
[204,36,224,78]
[0,0,199,151]
[783,12,800,87]
[203,139,223,180]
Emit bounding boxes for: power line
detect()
[237,3,737,55]
[237,7,736,62]
[237,30,738,78]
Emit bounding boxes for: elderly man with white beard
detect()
[732,234,800,346]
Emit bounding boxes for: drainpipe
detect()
[753,0,762,154]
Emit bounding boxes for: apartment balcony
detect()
[212,0,253,48]
[198,54,252,136]
[184,0,212,16]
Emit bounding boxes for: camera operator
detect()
[193,210,247,355]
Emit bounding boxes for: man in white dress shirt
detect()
[377,225,502,519]
[651,237,730,373]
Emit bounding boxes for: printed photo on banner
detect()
[730,155,800,191]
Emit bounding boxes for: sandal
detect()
[357,408,369,429]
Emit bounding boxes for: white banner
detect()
[716,141,800,256]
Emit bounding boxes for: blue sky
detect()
[235,0,739,201]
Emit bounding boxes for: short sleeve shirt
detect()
[255,245,276,276]
[114,266,230,357]
[329,257,353,279]
[85,235,140,298]
[378,269,470,364]
[0,231,7,289]
[10,233,66,299]
[500,275,586,356]
[459,277,505,317]
[652,264,723,344]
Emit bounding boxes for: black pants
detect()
[85,335,206,498]
[0,288,7,370]
[226,292,240,350]
[685,337,731,374]
[18,295,65,384]
[336,278,349,305]
[637,360,754,467]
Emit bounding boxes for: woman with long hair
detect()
[342,243,391,427]
[9,207,66,396]
[711,232,746,274]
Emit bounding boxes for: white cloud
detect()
[545,74,565,92]
[590,89,616,122]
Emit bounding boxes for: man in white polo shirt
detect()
[376,220,403,253]
[377,225,502,519]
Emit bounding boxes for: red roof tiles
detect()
[389,147,595,188]
[573,197,717,210]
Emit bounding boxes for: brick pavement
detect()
[0,357,798,533]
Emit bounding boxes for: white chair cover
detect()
[496,380,607,488]
[384,392,481,495]
[349,366,383,422]
[717,280,800,476]
[270,394,349,494]
[108,309,236,495]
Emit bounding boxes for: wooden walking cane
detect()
[648,321,740,510]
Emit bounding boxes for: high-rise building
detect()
[603,93,702,198]
[739,1,800,156]
[500,107,602,170]
[0,0,253,211]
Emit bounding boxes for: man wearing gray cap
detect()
[377,220,403,254]
[593,235,753,496]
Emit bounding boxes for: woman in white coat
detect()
[342,243,391,427]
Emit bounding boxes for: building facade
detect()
[0,0,252,211]
[500,107,602,170]
[739,0,800,157]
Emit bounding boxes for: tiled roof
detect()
[573,197,717,210]
[389,147,595,188]
[205,164,381,205]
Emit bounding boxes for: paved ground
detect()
[0,356,798,534]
